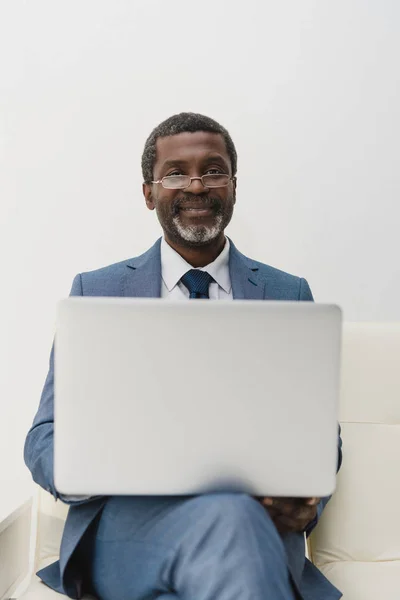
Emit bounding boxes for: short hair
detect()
[141,112,238,183]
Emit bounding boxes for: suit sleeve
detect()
[23,274,100,505]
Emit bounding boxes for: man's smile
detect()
[178,206,214,217]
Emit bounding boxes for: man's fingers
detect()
[294,505,317,520]
[262,498,293,515]
[262,501,317,521]
[272,509,318,534]
[262,497,320,507]
[274,514,304,533]
[305,497,320,506]
[262,497,274,507]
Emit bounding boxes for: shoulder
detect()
[250,257,300,285]
[70,240,161,296]
[229,240,313,301]
[82,256,134,281]
[253,260,312,300]
[69,258,132,296]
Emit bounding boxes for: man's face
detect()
[143,131,236,247]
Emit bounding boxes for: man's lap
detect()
[88,493,295,599]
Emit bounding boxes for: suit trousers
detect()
[88,493,297,600]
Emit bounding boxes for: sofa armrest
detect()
[0,497,33,600]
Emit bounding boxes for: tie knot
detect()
[181,269,214,299]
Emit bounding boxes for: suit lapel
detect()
[228,238,266,300]
[123,236,265,300]
[123,238,162,298]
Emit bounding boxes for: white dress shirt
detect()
[161,236,233,300]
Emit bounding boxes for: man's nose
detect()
[184,177,209,193]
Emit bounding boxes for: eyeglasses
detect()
[151,174,234,190]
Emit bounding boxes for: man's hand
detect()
[258,497,320,534]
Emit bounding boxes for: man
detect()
[24,112,342,600]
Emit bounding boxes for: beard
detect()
[156,192,235,247]
[173,212,225,244]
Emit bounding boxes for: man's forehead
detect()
[155,131,229,164]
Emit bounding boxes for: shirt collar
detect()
[161,236,231,294]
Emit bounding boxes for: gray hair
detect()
[141,112,237,183]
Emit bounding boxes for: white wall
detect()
[1,0,399,486]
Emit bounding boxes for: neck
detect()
[164,233,226,267]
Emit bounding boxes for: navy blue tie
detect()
[181,269,214,299]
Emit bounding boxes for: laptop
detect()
[54,298,342,497]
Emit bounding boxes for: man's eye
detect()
[206,168,224,175]
[166,171,182,177]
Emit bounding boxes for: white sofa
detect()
[309,323,400,598]
[4,323,400,599]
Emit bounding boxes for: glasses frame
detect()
[150,174,235,190]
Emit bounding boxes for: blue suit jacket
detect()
[24,237,342,599]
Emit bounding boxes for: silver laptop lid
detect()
[54,299,341,497]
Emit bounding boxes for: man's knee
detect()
[170,492,288,576]
[184,493,281,543]
[188,492,265,517]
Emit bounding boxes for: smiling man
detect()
[24,112,342,600]
[143,128,236,268]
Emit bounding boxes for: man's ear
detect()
[143,183,155,210]
[233,177,237,204]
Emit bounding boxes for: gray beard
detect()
[172,213,224,244]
